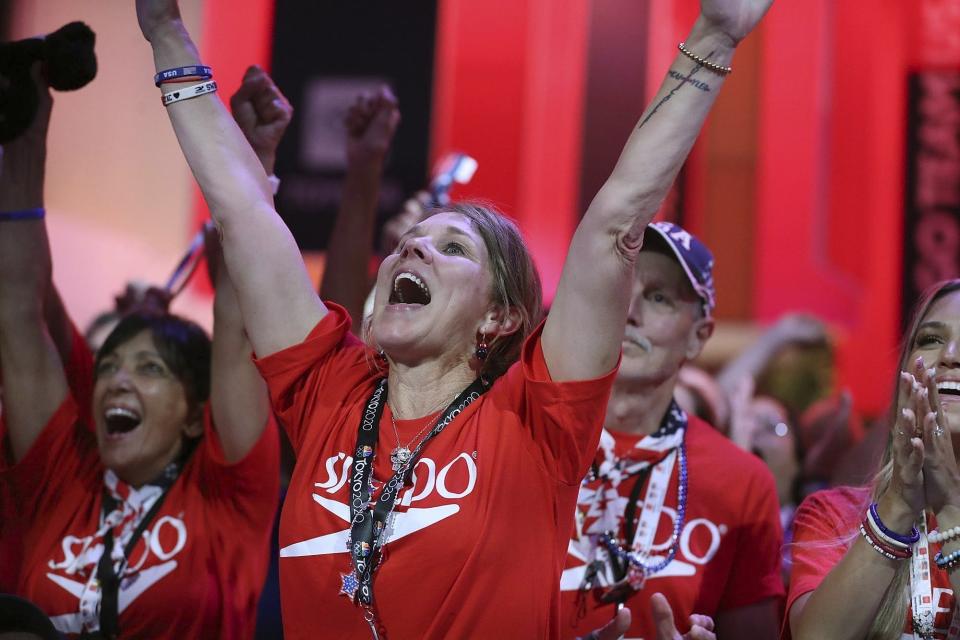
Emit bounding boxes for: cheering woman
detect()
[787,279,960,639]
[0,67,288,637]
[135,0,771,637]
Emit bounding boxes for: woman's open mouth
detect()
[104,406,143,437]
[389,271,431,306]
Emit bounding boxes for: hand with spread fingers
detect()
[230,65,294,176]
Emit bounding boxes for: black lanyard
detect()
[85,442,194,639]
[348,377,486,607]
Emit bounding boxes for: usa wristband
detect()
[162,80,218,107]
[155,65,213,87]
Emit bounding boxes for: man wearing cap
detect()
[560,222,784,639]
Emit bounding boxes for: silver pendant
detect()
[390,447,412,472]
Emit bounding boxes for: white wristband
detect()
[162,80,218,107]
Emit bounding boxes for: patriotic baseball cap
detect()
[646,221,716,317]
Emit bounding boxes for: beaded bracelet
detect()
[0,207,45,221]
[155,65,213,87]
[868,503,920,545]
[935,549,960,570]
[929,526,960,544]
[860,523,912,560]
[677,42,732,76]
[162,80,218,107]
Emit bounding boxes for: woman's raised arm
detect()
[207,67,292,461]
[0,73,69,461]
[542,0,772,381]
[136,0,325,357]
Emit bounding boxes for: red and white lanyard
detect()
[911,515,960,640]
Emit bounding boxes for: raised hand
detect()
[135,0,183,43]
[699,0,775,46]
[230,65,293,175]
[652,594,716,640]
[345,86,400,167]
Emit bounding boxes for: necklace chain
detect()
[388,396,455,472]
[390,411,441,452]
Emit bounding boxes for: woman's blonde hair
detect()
[863,279,960,639]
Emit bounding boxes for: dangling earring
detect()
[475,334,489,361]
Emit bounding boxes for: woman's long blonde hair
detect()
[863,279,960,639]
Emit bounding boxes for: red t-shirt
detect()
[559,416,784,639]
[786,487,957,640]
[253,302,617,639]
[0,389,280,637]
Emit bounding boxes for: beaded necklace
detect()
[598,438,688,588]
[579,401,688,592]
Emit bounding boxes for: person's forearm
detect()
[319,159,383,333]
[791,497,916,639]
[716,331,783,397]
[211,255,270,462]
[0,132,45,211]
[147,22,272,220]
[588,17,734,243]
[0,127,50,309]
[543,16,738,382]
[143,16,325,357]
[0,140,68,461]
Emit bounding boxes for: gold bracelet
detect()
[677,42,732,76]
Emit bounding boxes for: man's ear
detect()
[685,316,714,361]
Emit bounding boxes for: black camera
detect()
[0,21,97,143]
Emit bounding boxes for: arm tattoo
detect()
[637,51,716,130]
[667,70,711,92]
